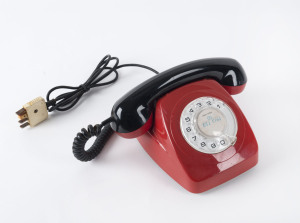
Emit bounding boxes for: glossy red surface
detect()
[116,113,153,139]
[223,84,246,95]
[137,79,258,193]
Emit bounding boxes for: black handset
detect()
[110,58,247,137]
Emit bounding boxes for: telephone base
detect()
[138,132,258,193]
[137,79,258,193]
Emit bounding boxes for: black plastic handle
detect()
[110,58,246,135]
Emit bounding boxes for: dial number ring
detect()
[180,97,237,154]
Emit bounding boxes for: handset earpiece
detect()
[110,58,247,138]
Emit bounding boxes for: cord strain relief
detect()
[46,99,57,110]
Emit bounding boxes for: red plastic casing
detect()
[117,114,153,139]
[137,79,258,193]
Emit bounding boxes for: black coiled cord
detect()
[45,55,158,161]
[72,118,114,162]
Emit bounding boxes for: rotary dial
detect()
[180,97,237,154]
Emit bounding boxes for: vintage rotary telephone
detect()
[16,55,258,193]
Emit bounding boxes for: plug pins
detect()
[16,97,48,128]
[16,108,30,128]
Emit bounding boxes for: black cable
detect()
[46,55,159,161]
[46,55,159,112]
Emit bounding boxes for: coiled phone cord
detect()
[72,118,114,162]
[46,55,159,161]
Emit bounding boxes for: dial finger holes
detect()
[180,97,237,154]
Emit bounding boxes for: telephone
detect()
[73,58,258,193]
[17,56,258,193]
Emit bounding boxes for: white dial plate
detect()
[180,97,238,154]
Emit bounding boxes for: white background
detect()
[1,0,300,222]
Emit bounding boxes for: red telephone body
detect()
[137,79,258,193]
[73,58,258,193]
